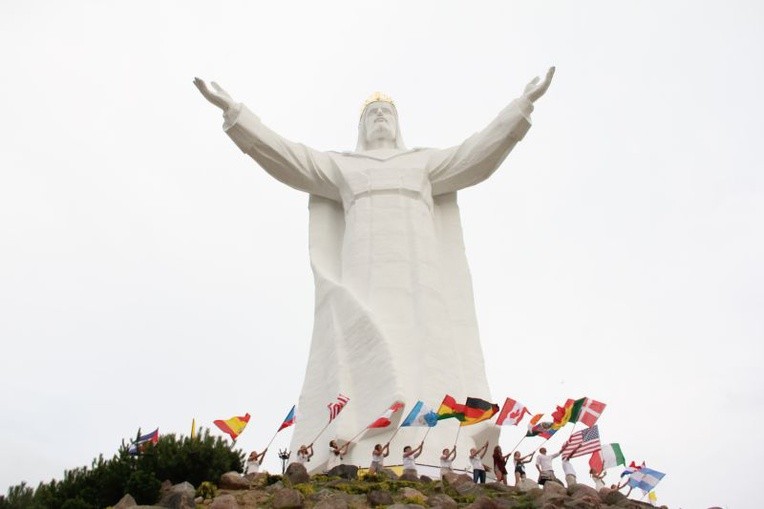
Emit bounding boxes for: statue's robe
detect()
[222,97,533,470]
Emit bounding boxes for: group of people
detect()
[244,440,628,493]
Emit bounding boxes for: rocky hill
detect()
[110,463,664,509]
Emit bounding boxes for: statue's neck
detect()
[364,136,397,150]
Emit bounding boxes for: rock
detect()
[399,470,420,481]
[426,493,458,509]
[366,489,394,506]
[464,496,499,509]
[517,479,540,492]
[441,472,470,486]
[568,484,600,498]
[244,472,269,488]
[285,462,311,484]
[484,481,515,493]
[325,464,359,480]
[379,467,399,480]
[218,471,250,490]
[599,488,630,507]
[401,486,426,502]
[388,505,428,509]
[524,486,544,499]
[543,481,567,496]
[208,494,239,509]
[114,494,137,509]
[272,487,304,508]
[420,475,434,483]
[313,495,350,509]
[158,481,196,509]
[266,480,285,492]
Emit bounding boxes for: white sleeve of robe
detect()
[222,104,340,201]
[427,97,534,195]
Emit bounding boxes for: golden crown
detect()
[360,91,395,116]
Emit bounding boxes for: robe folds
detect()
[223,98,533,470]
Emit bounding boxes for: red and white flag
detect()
[579,398,606,427]
[328,394,350,422]
[560,425,602,458]
[368,401,405,428]
[496,397,531,426]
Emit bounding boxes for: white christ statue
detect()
[195,68,554,471]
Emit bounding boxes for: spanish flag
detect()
[459,397,500,427]
[213,413,251,441]
[436,394,466,421]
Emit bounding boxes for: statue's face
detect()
[363,101,397,143]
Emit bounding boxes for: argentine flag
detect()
[401,401,438,427]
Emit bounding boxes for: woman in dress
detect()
[492,445,511,484]
[590,468,607,490]
[296,444,314,464]
[326,440,350,472]
[245,449,267,474]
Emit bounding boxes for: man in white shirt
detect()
[561,455,576,487]
[535,447,562,485]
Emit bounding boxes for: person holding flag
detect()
[246,449,267,474]
[402,441,424,477]
[469,441,489,484]
[590,467,607,490]
[492,445,511,484]
[296,444,314,464]
[369,442,390,474]
[326,440,351,472]
[440,446,456,478]
[535,447,562,486]
[513,450,534,486]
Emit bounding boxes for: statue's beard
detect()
[367,124,395,143]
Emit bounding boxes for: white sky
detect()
[1,1,762,507]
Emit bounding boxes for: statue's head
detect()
[356,91,406,151]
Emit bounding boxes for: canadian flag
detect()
[496,397,531,426]
[368,401,405,428]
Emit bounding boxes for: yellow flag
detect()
[191,418,196,439]
[648,491,657,505]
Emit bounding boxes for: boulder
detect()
[366,489,394,507]
[400,486,426,502]
[484,481,515,493]
[272,487,305,508]
[420,475,434,483]
[399,470,420,481]
[517,478,540,492]
[244,471,269,487]
[158,481,196,509]
[543,481,567,496]
[599,488,630,507]
[313,495,350,509]
[568,484,600,499]
[325,464,359,480]
[208,494,239,509]
[379,467,399,480]
[388,505,429,509]
[426,493,458,509]
[114,494,137,509]
[284,462,311,484]
[218,471,250,490]
[464,496,499,509]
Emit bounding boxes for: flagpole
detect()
[454,424,462,446]
[532,436,551,453]
[387,424,403,444]
[507,435,526,456]
[263,428,281,452]
[309,420,333,447]
[422,426,433,443]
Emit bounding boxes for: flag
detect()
[278,405,296,432]
[628,467,666,494]
[589,443,625,473]
[560,425,601,458]
[401,401,439,427]
[460,397,500,426]
[551,398,584,429]
[190,419,196,440]
[128,428,159,455]
[648,491,658,506]
[579,398,606,427]
[368,401,405,428]
[328,394,350,421]
[525,413,556,438]
[213,413,250,441]
[621,461,645,477]
[436,394,466,421]
[496,397,530,426]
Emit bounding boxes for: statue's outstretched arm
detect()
[428,67,555,196]
[194,78,339,201]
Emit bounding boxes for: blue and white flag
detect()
[627,467,666,493]
[401,401,438,427]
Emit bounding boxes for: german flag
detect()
[436,394,466,421]
[459,397,500,427]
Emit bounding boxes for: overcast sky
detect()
[1,1,762,508]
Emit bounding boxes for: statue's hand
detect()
[522,67,555,103]
[194,77,235,111]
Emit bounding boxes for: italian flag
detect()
[588,443,625,473]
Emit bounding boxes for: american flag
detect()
[328,394,350,421]
[560,425,601,458]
